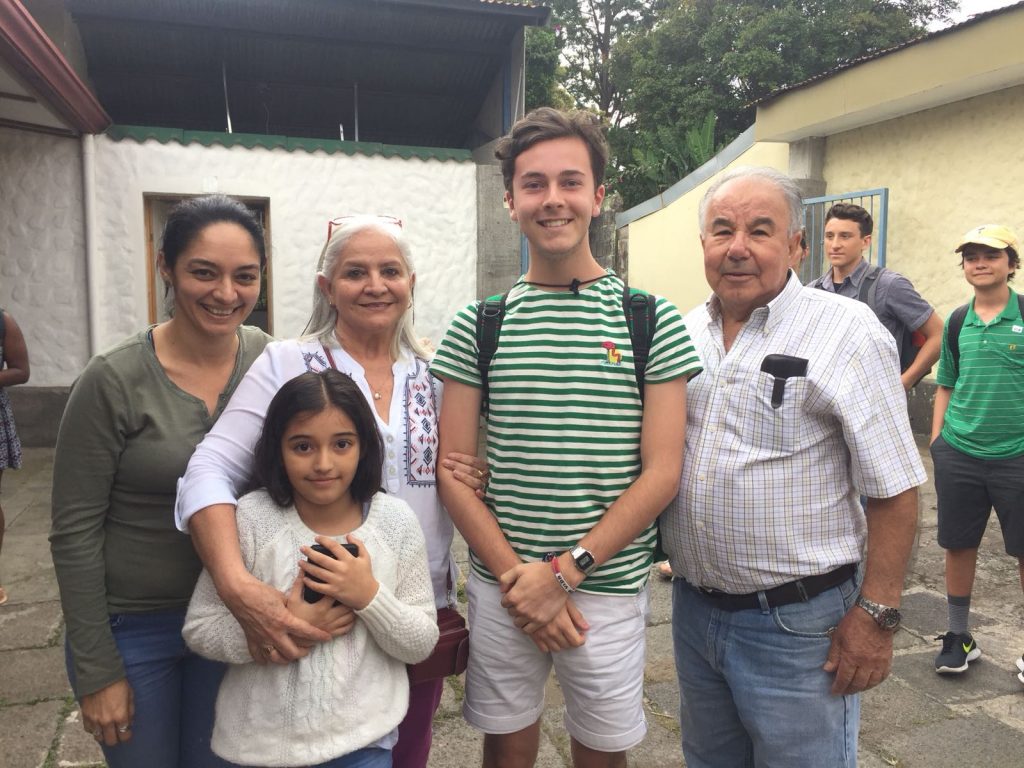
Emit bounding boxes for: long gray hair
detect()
[301,215,430,360]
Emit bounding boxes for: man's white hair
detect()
[698,166,803,237]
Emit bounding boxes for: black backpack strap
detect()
[946,303,970,375]
[623,285,657,404]
[857,264,883,312]
[475,293,507,418]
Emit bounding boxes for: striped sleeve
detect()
[430,303,482,388]
[645,296,703,383]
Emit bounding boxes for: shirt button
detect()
[388,467,397,475]
[698,475,706,481]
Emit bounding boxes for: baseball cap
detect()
[954,224,1020,254]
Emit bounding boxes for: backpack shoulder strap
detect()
[857,264,883,313]
[946,302,970,373]
[475,293,507,418]
[623,285,657,404]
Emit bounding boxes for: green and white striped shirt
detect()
[937,288,1024,459]
[431,273,702,594]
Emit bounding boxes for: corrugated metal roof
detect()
[67,0,550,147]
[754,1,1024,107]
[105,124,474,161]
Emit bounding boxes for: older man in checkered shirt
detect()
[663,166,926,768]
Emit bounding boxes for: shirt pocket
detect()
[746,372,809,457]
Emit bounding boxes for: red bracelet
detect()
[549,555,575,594]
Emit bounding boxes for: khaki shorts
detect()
[462,571,649,753]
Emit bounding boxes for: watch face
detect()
[878,608,901,630]
[573,548,595,573]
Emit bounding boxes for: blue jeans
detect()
[672,576,860,768]
[65,609,231,768]
[310,747,392,768]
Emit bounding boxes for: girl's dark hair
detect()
[160,194,267,270]
[252,369,384,507]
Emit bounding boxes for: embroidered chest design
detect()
[404,360,438,486]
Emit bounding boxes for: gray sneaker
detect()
[934,632,981,674]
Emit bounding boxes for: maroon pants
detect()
[392,676,445,768]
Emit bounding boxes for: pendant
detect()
[373,392,382,400]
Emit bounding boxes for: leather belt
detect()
[693,563,858,612]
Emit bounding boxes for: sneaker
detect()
[934,631,981,674]
[1015,654,1024,685]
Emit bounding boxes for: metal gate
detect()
[798,188,889,284]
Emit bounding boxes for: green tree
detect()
[525,26,573,112]
[611,0,957,206]
[548,0,670,125]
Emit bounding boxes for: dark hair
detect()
[825,203,873,237]
[959,245,1019,282]
[160,194,267,270]
[495,107,608,194]
[252,370,384,507]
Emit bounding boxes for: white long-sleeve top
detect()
[183,490,438,767]
[175,338,456,608]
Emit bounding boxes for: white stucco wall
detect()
[0,128,90,386]
[0,132,477,387]
[91,135,477,354]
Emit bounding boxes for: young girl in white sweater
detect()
[184,369,438,768]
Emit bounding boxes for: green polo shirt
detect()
[936,288,1024,459]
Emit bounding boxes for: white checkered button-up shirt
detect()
[665,272,927,594]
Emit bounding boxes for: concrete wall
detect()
[89,135,477,355]
[626,141,790,315]
[1,129,479,443]
[823,85,1024,320]
[0,128,90,388]
[475,165,521,300]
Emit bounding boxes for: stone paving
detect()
[1,444,1022,767]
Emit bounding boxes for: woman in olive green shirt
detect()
[50,195,271,767]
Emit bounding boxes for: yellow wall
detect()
[627,142,790,315]
[823,84,1024,319]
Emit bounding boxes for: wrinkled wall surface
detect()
[0,128,89,387]
[824,85,1024,319]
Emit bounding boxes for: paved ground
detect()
[1,443,1022,767]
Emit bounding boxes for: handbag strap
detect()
[321,344,337,370]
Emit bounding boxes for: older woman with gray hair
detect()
[175,214,484,767]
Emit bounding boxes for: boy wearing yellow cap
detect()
[930,224,1024,684]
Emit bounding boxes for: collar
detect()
[965,288,1022,326]
[821,258,870,292]
[706,270,802,331]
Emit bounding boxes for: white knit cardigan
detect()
[183,490,439,767]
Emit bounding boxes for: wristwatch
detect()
[855,596,902,631]
[569,545,597,576]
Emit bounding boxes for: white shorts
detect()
[462,571,650,753]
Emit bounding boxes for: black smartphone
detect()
[302,542,358,604]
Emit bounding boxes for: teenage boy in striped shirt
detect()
[931,224,1024,683]
[432,107,701,768]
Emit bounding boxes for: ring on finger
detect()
[117,724,130,734]
[262,643,275,656]
[92,729,102,739]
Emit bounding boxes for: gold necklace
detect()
[364,372,391,401]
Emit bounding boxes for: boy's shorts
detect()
[462,571,649,753]
[931,435,1024,556]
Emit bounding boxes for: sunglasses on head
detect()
[326,214,403,242]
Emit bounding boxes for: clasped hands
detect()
[499,559,590,652]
